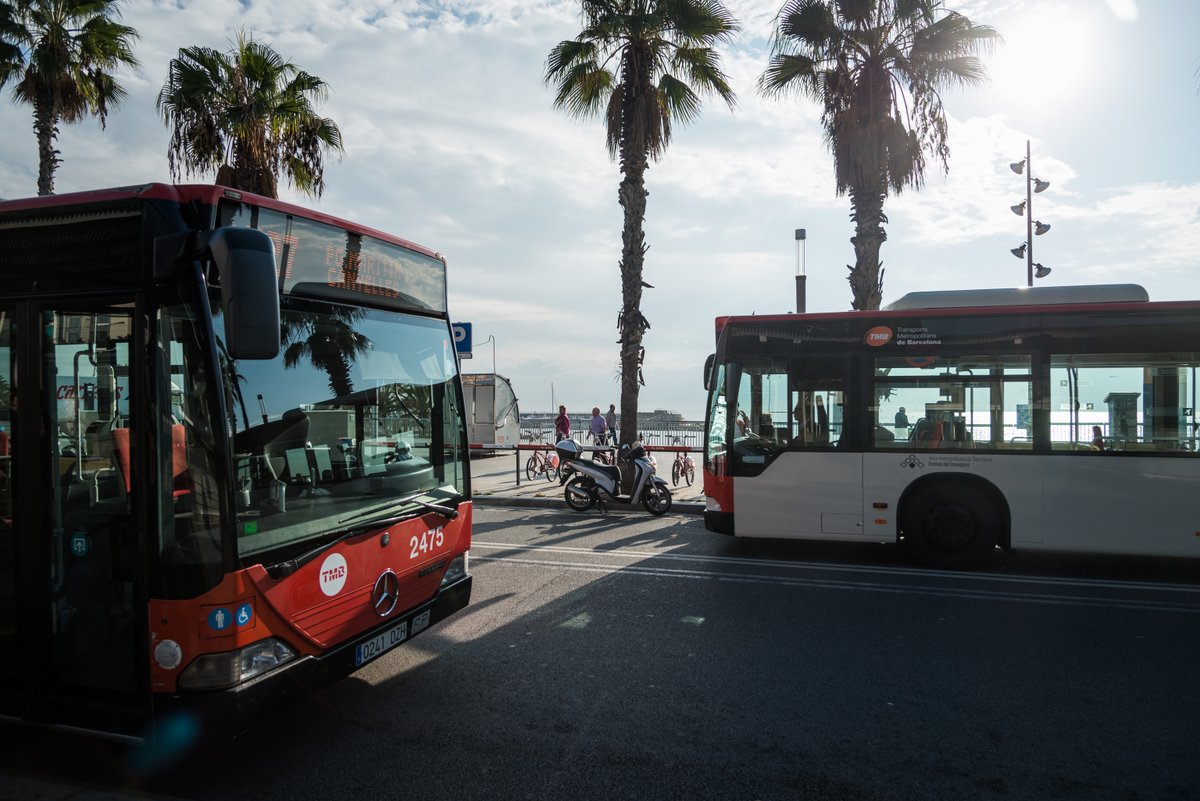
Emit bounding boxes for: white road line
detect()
[472,541,1200,595]
[471,555,1200,614]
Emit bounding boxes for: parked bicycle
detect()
[670,437,696,487]
[587,430,615,465]
[524,434,560,482]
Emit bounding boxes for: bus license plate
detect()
[355,620,409,667]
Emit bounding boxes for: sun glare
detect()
[986,9,1093,107]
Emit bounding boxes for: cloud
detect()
[1105,0,1139,21]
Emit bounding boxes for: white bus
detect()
[701,284,1200,567]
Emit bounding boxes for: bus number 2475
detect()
[411,526,444,559]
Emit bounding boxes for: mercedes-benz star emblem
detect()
[371,569,400,617]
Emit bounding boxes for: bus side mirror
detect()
[209,228,281,360]
[703,354,715,391]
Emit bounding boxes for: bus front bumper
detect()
[704,511,734,535]
[153,573,472,742]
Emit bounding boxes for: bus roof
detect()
[0,182,444,262]
[883,284,1149,310]
[713,283,1191,330]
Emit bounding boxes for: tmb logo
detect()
[864,326,893,347]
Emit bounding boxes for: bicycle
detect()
[524,434,560,482]
[670,436,695,487]
[587,430,614,465]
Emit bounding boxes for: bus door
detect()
[729,354,862,538]
[0,301,148,737]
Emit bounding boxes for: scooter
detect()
[556,438,672,515]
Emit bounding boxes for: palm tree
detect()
[759,0,998,310]
[545,0,738,447]
[281,307,372,400]
[0,0,139,196]
[156,31,343,199]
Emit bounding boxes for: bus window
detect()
[158,300,225,598]
[0,311,12,683]
[1050,353,1200,453]
[787,357,844,448]
[873,354,1033,451]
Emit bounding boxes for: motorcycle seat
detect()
[594,464,621,484]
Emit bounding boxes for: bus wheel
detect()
[902,483,999,568]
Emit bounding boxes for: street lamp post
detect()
[794,228,806,314]
[482,334,496,376]
[1010,140,1052,286]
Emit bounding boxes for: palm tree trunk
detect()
[847,183,887,311]
[33,99,60,196]
[617,145,649,452]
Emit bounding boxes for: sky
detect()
[2,0,1199,420]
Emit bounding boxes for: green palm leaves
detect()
[546,0,738,163]
[157,31,343,199]
[0,0,139,195]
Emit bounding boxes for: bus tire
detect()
[902,482,999,568]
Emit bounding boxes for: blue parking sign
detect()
[452,322,472,357]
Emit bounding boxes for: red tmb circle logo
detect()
[864,326,893,347]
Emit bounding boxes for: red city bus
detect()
[0,184,472,740]
[702,285,1200,567]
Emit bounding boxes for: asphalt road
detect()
[11,506,1200,800]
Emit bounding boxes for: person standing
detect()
[589,406,608,459]
[589,406,607,441]
[604,403,618,444]
[894,406,909,432]
[554,405,570,442]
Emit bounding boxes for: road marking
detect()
[471,542,1200,614]
[472,541,1200,595]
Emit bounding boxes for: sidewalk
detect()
[469,448,704,513]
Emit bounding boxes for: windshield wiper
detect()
[265,494,459,580]
[339,492,459,524]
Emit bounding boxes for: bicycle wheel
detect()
[525,454,539,482]
[544,459,558,482]
[671,461,681,486]
[684,462,695,486]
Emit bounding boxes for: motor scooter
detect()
[555,438,672,515]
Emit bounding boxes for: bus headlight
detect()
[705,497,723,512]
[441,553,468,586]
[178,637,296,691]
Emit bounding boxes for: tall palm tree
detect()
[156,31,343,199]
[281,307,372,400]
[759,0,998,310]
[545,0,738,447]
[0,0,139,196]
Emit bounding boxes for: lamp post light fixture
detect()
[794,228,806,314]
[482,334,496,377]
[1009,140,1052,286]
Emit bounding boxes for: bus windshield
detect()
[199,302,466,560]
